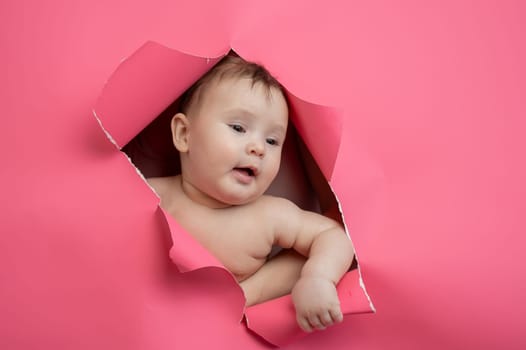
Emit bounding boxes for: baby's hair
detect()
[179,51,284,115]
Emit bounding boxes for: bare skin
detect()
[148,77,354,332]
[149,175,353,331]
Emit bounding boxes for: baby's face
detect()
[182,77,288,206]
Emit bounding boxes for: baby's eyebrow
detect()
[224,107,256,118]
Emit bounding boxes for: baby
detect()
[148,53,354,332]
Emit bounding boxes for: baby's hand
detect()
[291,276,343,332]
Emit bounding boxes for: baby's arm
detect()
[270,198,354,332]
[240,249,305,306]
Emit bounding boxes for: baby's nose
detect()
[247,139,265,157]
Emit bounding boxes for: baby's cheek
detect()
[271,154,283,173]
[268,164,281,183]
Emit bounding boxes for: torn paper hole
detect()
[93,41,374,347]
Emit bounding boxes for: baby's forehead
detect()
[190,76,289,134]
[187,81,276,119]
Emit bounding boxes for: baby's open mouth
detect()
[234,167,255,177]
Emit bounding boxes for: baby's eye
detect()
[266,138,279,146]
[229,124,246,133]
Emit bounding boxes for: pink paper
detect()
[2,1,525,349]
[245,269,372,345]
[286,94,343,180]
[94,41,224,148]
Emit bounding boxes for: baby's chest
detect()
[181,213,275,277]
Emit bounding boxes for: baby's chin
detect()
[215,192,264,207]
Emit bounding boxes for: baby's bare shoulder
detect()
[256,195,301,214]
[257,195,337,227]
[255,195,306,231]
[257,195,342,249]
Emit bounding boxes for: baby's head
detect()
[171,52,289,207]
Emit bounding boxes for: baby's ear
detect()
[171,113,190,152]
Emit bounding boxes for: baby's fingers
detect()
[329,305,344,324]
[308,315,326,331]
[297,316,313,333]
[319,311,334,327]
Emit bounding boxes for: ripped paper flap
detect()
[162,208,224,272]
[286,93,343,180]
[245,269,371,346]
[94,41,223,148]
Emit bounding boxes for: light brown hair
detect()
[179,51,285,115]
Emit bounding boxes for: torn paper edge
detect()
[329,181,376,313]
[93,109,120,149]
[93,108,160,198]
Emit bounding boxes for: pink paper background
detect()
[1,1,525,349]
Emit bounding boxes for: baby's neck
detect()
[178,175,232,209]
